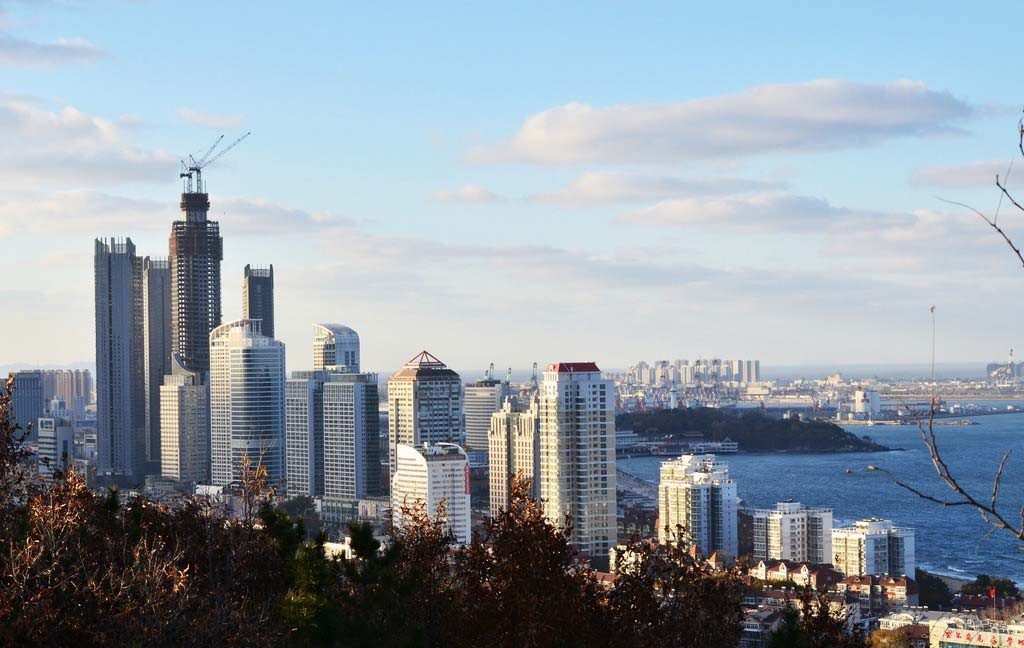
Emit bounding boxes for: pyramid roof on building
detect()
[391,350,461,381]
[546,362,601,373]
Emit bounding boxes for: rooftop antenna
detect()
[180,131,252,194]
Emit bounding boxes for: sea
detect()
[617,406,1024,584]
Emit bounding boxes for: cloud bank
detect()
[469,79,972,164]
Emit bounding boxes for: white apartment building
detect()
[749,501,833,564]
[488,394,540,516]
[391,442,471,545]
[463,375,508,451]
[285,371,326,497]
[832,518,915,577]
[387,351,462,481]
[538,362,616,562]
[37,416,74,480]
[159,353,210,482]
[209,319,286,487]
[658,454,738,557]
[323,372,380,503]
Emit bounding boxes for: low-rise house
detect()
[835,575,919,616]
[739,608,784,648]
[748,559,840,590]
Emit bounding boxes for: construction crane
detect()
[180,131,251,194]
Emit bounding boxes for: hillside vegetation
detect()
[617,408,890,453]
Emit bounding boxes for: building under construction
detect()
[169,190,223,375]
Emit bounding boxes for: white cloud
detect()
[622,192,910,232]
[0,96,177,187]
[531,172,786,206]
[177,107,244,130]
[431,184,505,203]
[910,159,1015,189]
[0,191,349,238]
[469,79,972,164]
[0,33,103,66]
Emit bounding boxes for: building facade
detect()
[143,257,172,465]
[312,323,360,372]
[748,501,833,564]
[387,351,462,481]
[391,442,470,545]
[242,264,274,339]
[658,454,738,557]
[832,518,916,577]
[159,353,209,483]
[464,374,508,451]
[209,320,286,487]
[538,362,616,562]
[37,416,74,480]
[94,238,146,478]
[285,371,326,497]
[323,373,381,503]
[9,370,44,440]
[488,394,540,516]
[169,190,222,375]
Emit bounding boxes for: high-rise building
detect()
[143,257,172,465]
[169,187,222,375]
[209,320,286,487]
[37,416,74,480]
[387,351,462,481]
[658,454,738,557]
[49,369,92,413]
[159,354,209,483]
[324,372,380,503]
[9,370,44,440]
[94,238,145,478]
[832,519,915,577]
[464,370,508,451]
[538,362,616,562]
[285,371,326,498]
[391,442,470,545]
[312,323,360,372]
[488,394,540,517]
[286,370,381,505]
[242,264,274,339]
[747,501,833,564]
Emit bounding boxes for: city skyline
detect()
[6,2,1024,372]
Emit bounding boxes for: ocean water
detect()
[618,410,1024,583]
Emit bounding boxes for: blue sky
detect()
[3,1,1024,372]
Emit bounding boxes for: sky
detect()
[3,1,1024,374]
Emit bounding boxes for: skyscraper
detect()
[488,394,540,517]
[169,188,222,375]
[94,238,145,478]
[538,362,616,563]
[387,351,462,481]
[159,353,209,483]
[463,368,508,451]
[323,372,380,503]
[285,371,326,498]
[209,319,286,487]
[143,257,172,465]
[9,370,43,440]
[312,323,360,372]
[391,442,470,545]
[242,264,274,339]
[658,454,738,557]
